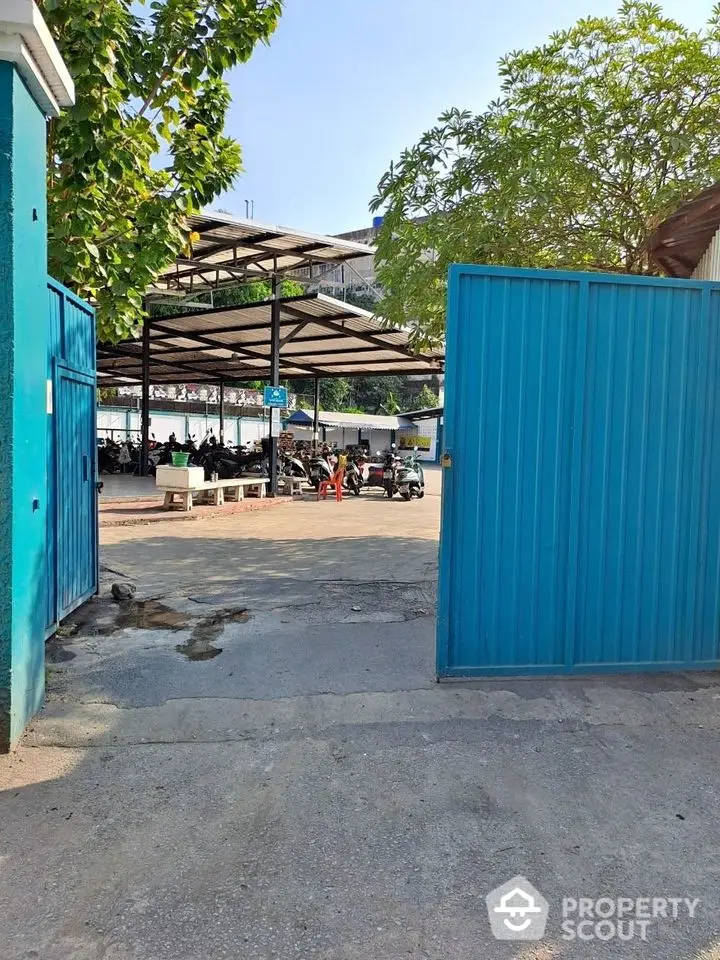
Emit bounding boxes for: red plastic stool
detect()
[318,468,345,501]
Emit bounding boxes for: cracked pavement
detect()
[3,469,720,959]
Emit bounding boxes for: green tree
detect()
[147,279,303,319]
[41,0,283,342]
[371,2,720,345]
[341,287,381,313]
[381,391,401,415]
[291,378,351,411]
[414,384,439,410]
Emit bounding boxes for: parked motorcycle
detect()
[382,449,397,499]
[344,452,364,496]
[281,450,309,481]
[308,453,333,490]
[395,449,425,501]
[201,437,270,481]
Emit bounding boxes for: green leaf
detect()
[40,0,283,342]
[372,1,720,345]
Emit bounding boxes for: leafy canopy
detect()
[371,2,720,345]
[41,0,282,341]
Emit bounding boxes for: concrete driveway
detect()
[3,467,720,959]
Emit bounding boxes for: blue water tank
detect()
[372,215,384,229]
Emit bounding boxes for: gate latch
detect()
[441,451,452,468]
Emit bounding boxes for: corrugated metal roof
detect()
[289,409,406,430]
[402,406,443,420]
[97,292,444,386]
[648,183,720,277]
[154,212,375,291]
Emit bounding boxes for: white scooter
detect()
[395,448,425,501]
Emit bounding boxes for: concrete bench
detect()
[277,475,304,497]
[160,477,268,512]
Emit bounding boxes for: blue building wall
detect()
[0,63,50,749]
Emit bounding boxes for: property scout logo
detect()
[485,876,700,943]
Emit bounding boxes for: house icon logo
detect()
[486,876,549,940]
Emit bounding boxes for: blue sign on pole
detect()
[263,385,288,408]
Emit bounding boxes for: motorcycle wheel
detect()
[417,489,425,499]
[352,480,361,496]
[401,489,412,501]
[311,478,320,491]
[385,484,394,499]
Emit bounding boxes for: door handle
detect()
[83,454,89,482]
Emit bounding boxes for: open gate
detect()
[438,266,720,677]
[46,279,98,634]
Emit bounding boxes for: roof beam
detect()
[279,302,372,327]
[306,357,440,370]
[148,330,348,351]
[150,319,324,377]
[165,241,335,286]
[279,320,311,348]
[278,305,430,365]
[98,344,212,382]
[146,292,315,326]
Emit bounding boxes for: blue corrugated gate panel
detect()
[437,266,720,676]
[46,279,98,634]
[55,364,97,618]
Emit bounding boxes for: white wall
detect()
[398,418,439,461]
[282,425,393,453]
[98,407,265,447]
[239,418,266,445]
[98,406,444,458]
[693,227,720,280]
[97,410,128,439]
[151,415,186,442]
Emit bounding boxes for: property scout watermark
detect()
[485,876,700,943]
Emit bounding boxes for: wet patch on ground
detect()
[175,607,249,661]
[104,599,189,633]
[48,597,252,671]
[174,638,224,661]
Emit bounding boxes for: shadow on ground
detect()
[101,534,440,597]
[5,475,720,959]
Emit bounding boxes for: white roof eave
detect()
[0,0,74,116]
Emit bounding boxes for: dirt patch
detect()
[99,496,290,527]
[46,645,77,664]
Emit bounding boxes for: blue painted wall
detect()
[0,63,50,749]
[438,266,720,677]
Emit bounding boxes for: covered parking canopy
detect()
[97,292,443,385]
[99,209,443,490]
[101,210,386,489]
[150,212,376,292]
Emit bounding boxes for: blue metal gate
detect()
[438,266,720,677]
[46,279,97,634]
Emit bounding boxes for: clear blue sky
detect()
[215,0,711,235]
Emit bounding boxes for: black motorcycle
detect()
[201,437,270,480]
[382,450,397,499]
[345,453,364,496]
